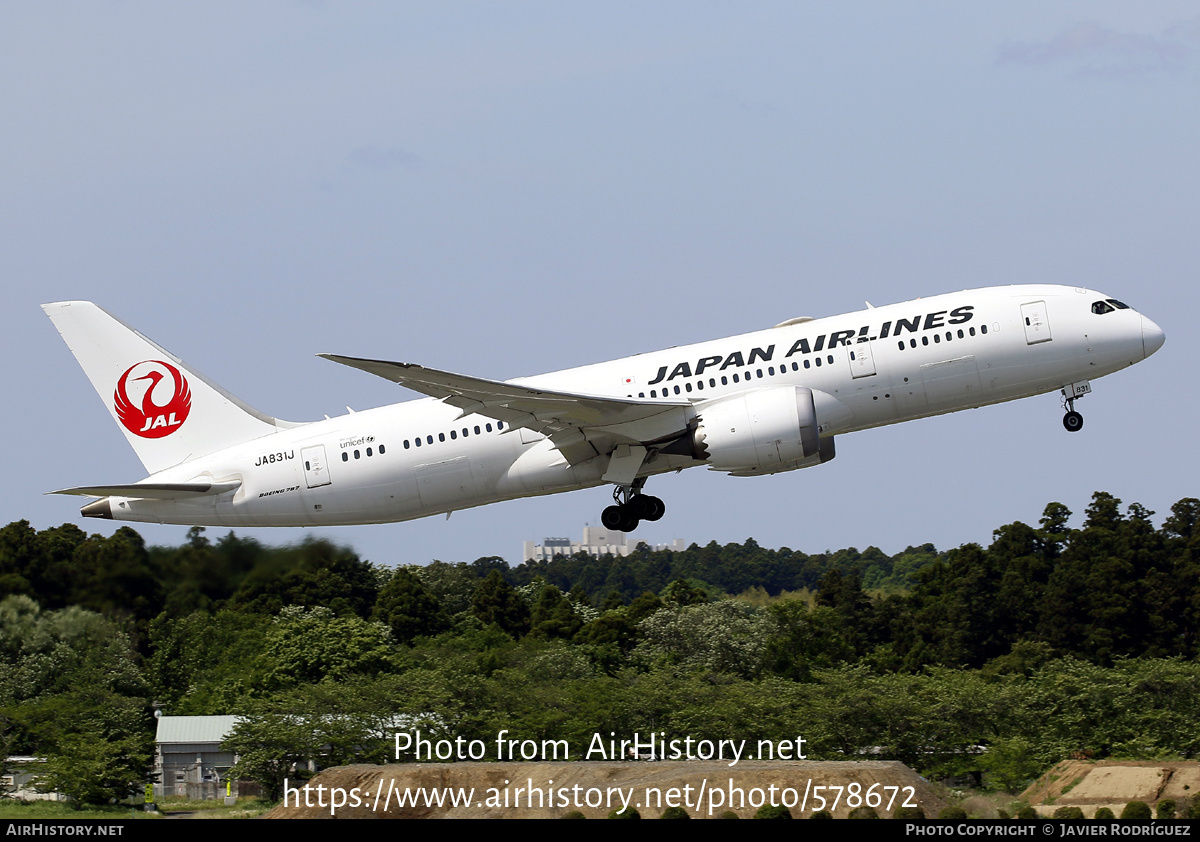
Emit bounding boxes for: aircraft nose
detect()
[1141,315,1165,359]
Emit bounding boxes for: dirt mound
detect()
[1021,760,1200,817]
[264,760,944,819]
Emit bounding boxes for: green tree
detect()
[1040,494,1148,662]
[414,561,478,616]
[979,736,1042,793]
[373,567,450,644]
[765,600,858,681]
[471,570,530,637]
[529,584,582,640]
[38,732,151,807]
[261,606,397,689]
[660,578,707,607]
[633,600,775,678]
[145,609,272,712]
[626,591,664,624]
[0,596,152,806]
[225,712,321,802]
[71,527,163,632]
[0,522,90,610]
[895,543,1005,670]
[231,538,379,618]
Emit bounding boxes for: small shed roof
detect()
[156,715,241,745]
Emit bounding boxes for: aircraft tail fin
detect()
[43,301,300,474]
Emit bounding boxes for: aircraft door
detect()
[301,445,332,488]
[848,340,877,378]
[1021,301,1052,345]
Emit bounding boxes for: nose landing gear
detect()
[600,480,665,533]
[1061,380,1091,433]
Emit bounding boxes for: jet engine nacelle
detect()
[690,385,838,475]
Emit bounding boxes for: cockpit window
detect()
[1106,298,1129,310]
[1091,301,1114,315]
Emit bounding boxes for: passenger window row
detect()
[342,444,385,462]
[339,420,509,461]
[632,356,837,399]
[401,421,504,450]
[897,325,986,351]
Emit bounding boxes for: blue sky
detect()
[4,2,1197,568]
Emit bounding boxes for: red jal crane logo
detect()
[114,361,192,438]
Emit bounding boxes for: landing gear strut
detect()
[601,480,665,533]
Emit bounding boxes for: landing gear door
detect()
[301,445,332,488]
[848,340,877,378]
[1021,301,1052,345]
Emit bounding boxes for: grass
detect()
[157,795,273,818]
[0,799,157,820]
[0,796,272,820]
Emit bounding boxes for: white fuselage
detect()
[100,285,1161,527]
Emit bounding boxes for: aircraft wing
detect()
[319,354,696,466]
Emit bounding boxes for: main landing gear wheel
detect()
[602,504,639,532]
[630,494,665,522]
[602,484,667,532]
[1063,411,1083,433]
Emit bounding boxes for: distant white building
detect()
[523,525,686,562]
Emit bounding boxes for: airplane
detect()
[43,285,1164,533]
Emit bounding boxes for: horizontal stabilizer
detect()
[51,480,242,500]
